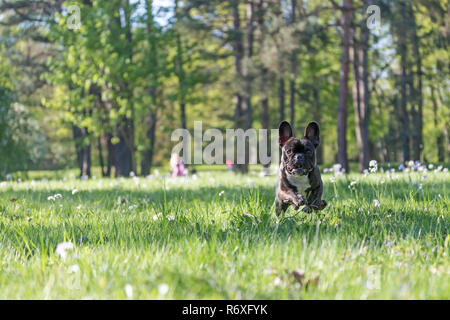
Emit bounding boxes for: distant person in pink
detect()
[170,153,185,177]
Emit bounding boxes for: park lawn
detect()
[0,170,448,299]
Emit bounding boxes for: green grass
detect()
[0,169,448,299]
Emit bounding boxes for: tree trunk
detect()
[141,111,157,176]
[410,7,423,162]
[289,0,297,127]
[431,84,444,162]
[106,132,113,177]
[279,75,285,122]
[115,121,133,177]
[312,80,323,165]
[233,0,254,174]
[175,0,187,131]
[98,135,105,176]
[141,0,159,176]
[351,10,370,172]
[257,0,270,170]
[73,125,91,178]
[336,0,352,173]
[399,40,410,163]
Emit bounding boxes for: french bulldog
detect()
[275,121,327,216]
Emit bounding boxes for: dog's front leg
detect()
[278,189,306,211]
[303,186,327,212]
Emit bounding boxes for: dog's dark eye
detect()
[286,149,292,155]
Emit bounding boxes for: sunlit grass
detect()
[0,169,448,299]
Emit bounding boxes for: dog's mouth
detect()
[286,166,311,176]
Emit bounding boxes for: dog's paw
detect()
[307,199,327,211]
[293,194,307,209]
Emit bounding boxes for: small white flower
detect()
[348,180,358,189]
[373,199,381,207]
[128,204,138,210]
[158,283,169,296]
[218,191,225,196]
[72,189,79,195]
[56,242,75,260]
[125,284,133,298]
[167,216,175,221]
[264,268,274,275]
[6,174,12,180]
[68,264,80,273]
[273,277,282,286]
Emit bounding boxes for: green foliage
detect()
[0,50,44,176]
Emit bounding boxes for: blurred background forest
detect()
[0,0,448,178]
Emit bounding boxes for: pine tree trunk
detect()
[141,0,159,176]
[233,0,254,174]
[141,111,157,176]
[289,0,297,127]
[399,41,410,163]
[410,7,423,162]
[257,0,270,170]
[279,75,285,122]
[351,14,370,172]
[337,0,352,173]
[430,82,445,162]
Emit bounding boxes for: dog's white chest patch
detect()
[287,174,310,195]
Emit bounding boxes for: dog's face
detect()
[279,121,320,176]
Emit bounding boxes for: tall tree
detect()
[334,0,353,173]
[351,0,370,172]
[289,0,298,126]
[141,0,160,176]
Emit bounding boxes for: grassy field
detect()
[0,167,449,299]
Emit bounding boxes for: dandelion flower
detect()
[56,242,75,260]
[158,283,169,296]
[125,284,133,299]
[68,264,80,274]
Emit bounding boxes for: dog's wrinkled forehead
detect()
[284,137,314,152]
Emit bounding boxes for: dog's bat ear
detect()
[279,121,293,147]
[305,121,320,148]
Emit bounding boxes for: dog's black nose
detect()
[295,154,304,167]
